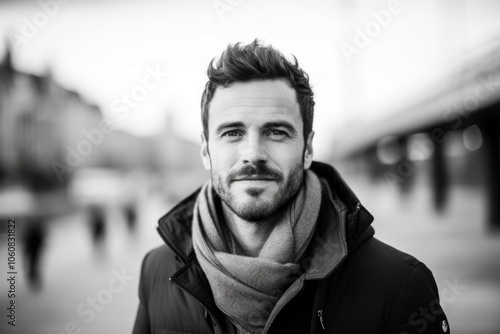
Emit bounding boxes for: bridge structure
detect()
[330,35,500,228]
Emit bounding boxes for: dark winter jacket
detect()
[132,161,450,334]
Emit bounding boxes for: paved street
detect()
[0,191,169,334]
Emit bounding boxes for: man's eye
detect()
[268,130,287,137]
[222,131,242,137]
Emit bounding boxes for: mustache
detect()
[228,164,283,182]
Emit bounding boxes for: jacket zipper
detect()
[349,202,361,236]
[317,309,325,330]
[169,276,225,333]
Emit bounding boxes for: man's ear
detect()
[303,131,314,170]
[200,132,211,171]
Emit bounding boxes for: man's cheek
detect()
[212,151,237,170]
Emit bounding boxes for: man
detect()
[132,40,450,334]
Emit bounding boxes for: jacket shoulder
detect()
[344,237,422,284]
[357,238,442,296]
[348,237,442,304]
[325,237,449,333]
[141,244,180,281]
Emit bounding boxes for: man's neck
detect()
[221,203,278,257]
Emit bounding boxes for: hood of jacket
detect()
[157,161,375,279]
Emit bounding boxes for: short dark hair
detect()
[200,40,315,141]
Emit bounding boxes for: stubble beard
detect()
[211,161,305,223]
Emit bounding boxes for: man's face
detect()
[201,79,314,222]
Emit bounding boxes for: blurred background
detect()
[0,0,499,333]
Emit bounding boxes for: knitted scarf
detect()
[192,170,322,334]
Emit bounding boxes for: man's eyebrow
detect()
[263,121,297,134]
[215,121,245,134]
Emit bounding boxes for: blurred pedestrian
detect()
[23,218,46,290]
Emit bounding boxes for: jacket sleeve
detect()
[132,251,152,334]
[388,262,450,334]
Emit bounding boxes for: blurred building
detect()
[0,39,208,212]
[330,34,500,228]
[0,42,102,191]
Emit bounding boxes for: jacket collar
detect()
[157,161,374,269]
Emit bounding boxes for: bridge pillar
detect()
[430,135,448,212]
[480,121,500,229]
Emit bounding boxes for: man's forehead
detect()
[209,80,300,120]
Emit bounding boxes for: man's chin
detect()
[225,194,278,222]
[230,204,277,223]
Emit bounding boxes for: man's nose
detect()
[240,135,268,165]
